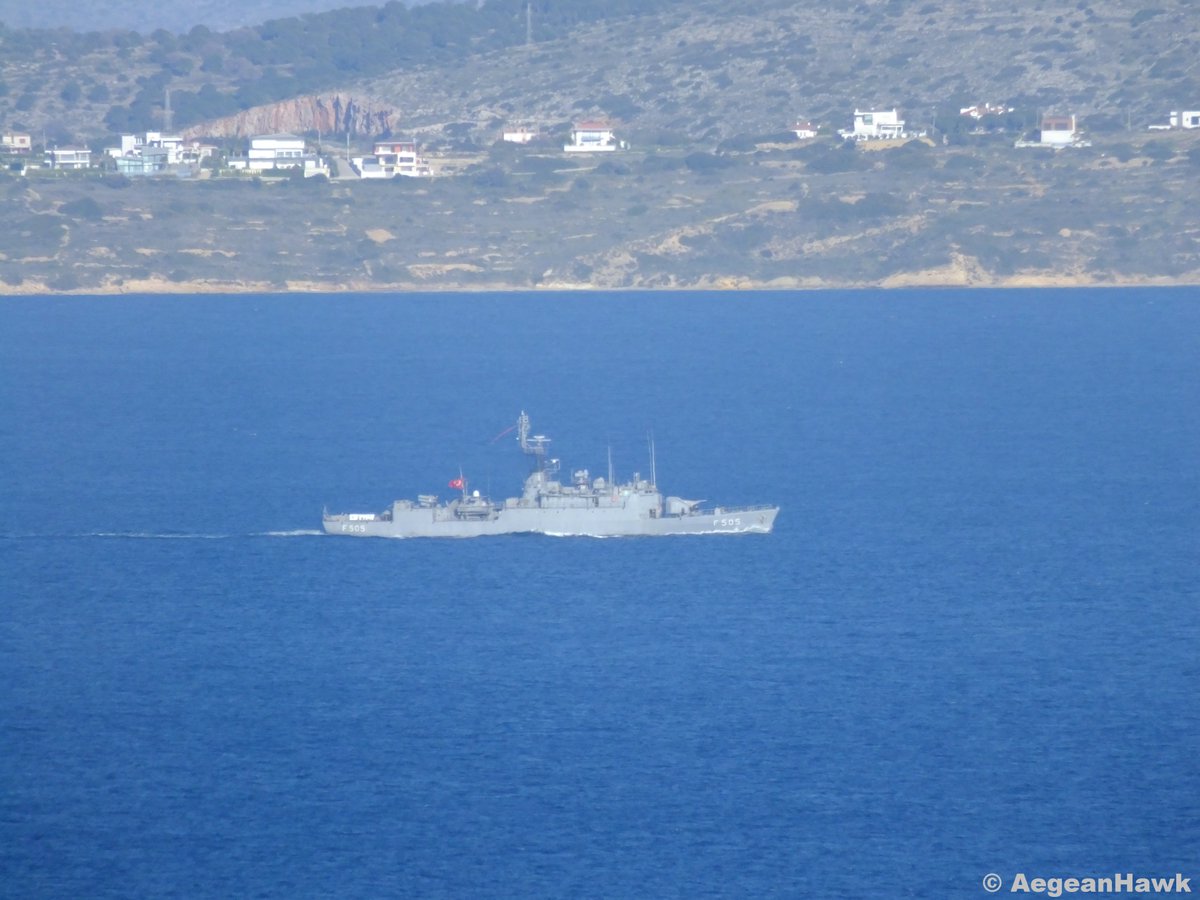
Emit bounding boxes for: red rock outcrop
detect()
[182,93,397,139]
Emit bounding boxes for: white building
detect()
[959,103,1013,120]
[2,133,32,154]
[1150,110,1200,131]
[45,146,92,169]
[104,132,215,175]
[248,134,304,168]
[1039,114,1077,146]
[792,120,818,140]
[565,121,619,152]
[502,126,538,144]
[115,146,171,177]
[841,109,906,140]
[229,134,328,176]
[351,139,431,178]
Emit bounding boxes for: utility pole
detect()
[164,87,173,133]
[526,2,533,46]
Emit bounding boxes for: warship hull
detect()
[324,504,778,538]
[323,411,779,539]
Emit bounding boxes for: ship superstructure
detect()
[323,411,778,538]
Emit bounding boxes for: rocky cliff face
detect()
[183,93,396,139]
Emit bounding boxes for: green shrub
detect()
[683,152,733,172]
[47,270,81,291]
[60,197,104,220]
[1141,141,1173,160]
[884,141,934,171]
[942,154,984,173]
[716,134,757,153]
[804,144,866,174]
[471,167,509,189]
[638,154,685,173]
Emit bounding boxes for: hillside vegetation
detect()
[3,129,1198,293]
[1,0,1197,146]
[0,0,1198,294]
[1,0,378,35]
[354,0,1199,147]
[0,0,679,143]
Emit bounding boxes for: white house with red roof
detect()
[792,120,818,139]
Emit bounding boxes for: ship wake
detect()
[1,530,326,540]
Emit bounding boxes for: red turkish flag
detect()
[448,478,464,489]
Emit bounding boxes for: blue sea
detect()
[1,289,1197,898]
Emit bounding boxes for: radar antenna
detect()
[517,410,552,470]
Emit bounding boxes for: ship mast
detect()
[518,410,551,471]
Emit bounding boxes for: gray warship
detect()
[323,411,779,538]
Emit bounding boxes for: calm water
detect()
[1,290,1197,898]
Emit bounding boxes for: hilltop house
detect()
[105,132,215,176]
[115,146,173,176]
[565,121,619,152]
[502,125,539,144]
[1152,110,1200,130]
[229,134,328,176]
[2,133,32,154]
[1039,114,1078,147]
[840,109,907,140]
[792,120,818,140]
[45,146,92,170]
[351,139,431,178]
[1173,110,1200,128]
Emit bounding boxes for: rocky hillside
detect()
[3,126,1198,294]
[0,0,681,144]
[347,0,1199,146]
[180,93,398,139]
[1,0,1199,295]
[2,0,375,34]
[1,0,1197,148]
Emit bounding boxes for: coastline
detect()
[4,270,1198,296]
